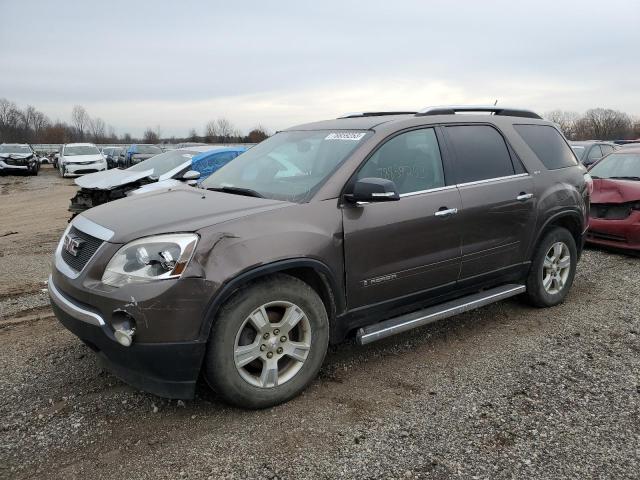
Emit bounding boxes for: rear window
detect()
[445,125,515,183]
[514,125,578,169]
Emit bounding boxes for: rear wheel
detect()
[204,274,329,409]
[524,227,577,307]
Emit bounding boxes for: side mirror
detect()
[345,177,400,203]
[181,170,201,181]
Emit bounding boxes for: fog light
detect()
[114,327,135,347]
[112,311,136,347]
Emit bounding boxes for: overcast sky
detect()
[1,0,639,137]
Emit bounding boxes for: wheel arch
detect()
[531,210,584,260]
[198,258,343,343]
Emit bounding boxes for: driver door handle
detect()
[434,207,458,218]
[517,193,534,201]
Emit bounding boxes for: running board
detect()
[356,284,525,345]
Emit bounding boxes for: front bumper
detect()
[64,161,107,176]
[48,275,206,398]
[0,159,31,171]
[587,211,640,251]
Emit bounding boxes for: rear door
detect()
[343,127,462,309]
[442,124,536,281]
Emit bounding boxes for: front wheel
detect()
[204,274,329,409]
[523,227,577,307]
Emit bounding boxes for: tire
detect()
[204,274,329,409]
[59,164,66,178]
[523,227,577,307]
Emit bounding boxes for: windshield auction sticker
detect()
[325,132,367,141]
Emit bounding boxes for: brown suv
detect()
[48,106,591,408]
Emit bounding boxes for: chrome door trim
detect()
[456,173,529,188]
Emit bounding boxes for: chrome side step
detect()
[356,284,525,345]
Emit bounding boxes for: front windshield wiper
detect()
[609,176,640,181]
[206,186,264,198]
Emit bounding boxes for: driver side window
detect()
[356,128,445,195]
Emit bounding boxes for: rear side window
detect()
[588,145,603,162]
[445,125,515,183]
[600,144,615,155]
[514,124,578,170]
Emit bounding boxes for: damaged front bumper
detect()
[49,244,213,398]
[0,157,37,172]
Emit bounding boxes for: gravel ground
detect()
[0,168,639,479]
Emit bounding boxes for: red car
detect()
[587,149,640,251]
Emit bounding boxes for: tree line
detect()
[0,98,269,145]
[544,108,640,141]
[3,97,639,146]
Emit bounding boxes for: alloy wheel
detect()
[233,301,312,388]
[542,241,571,295]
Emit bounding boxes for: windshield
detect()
[0,144,31,154]
[589,153,640,180]
[201,130,371,202]
[64,145,100,156]
[136,145,162,155]
[571,146,585,160]
[127,149,197,176]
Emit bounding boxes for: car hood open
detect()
[79,187,292,243]
[75,168,156,190]
[592,178,640,204]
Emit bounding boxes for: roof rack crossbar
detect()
[337,111,417,119]
[415,105,542,120]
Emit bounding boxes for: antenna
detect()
[494,99,498,106]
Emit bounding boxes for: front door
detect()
[343,127,462,309]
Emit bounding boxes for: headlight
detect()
[102,233,198,287]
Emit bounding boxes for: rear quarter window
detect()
[514,124,578,170]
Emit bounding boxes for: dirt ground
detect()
[1,167,639,480]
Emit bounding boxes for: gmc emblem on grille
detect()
[63,234,85,257]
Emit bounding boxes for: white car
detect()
[58,143,107,177]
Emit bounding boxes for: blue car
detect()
[70,146,247,214]
[123,144,164,166]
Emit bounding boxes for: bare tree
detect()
[247,125,269,143]
[188,129,198,142]
[71,105,90,141]
[216,118,235,143]
[142,127,160,143]
[204,120,219,142]
[573,108,632,140]
[89,117,106,143]
[544,110,580,139]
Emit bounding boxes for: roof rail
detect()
[337,111,416,119]
[415,105,542,119]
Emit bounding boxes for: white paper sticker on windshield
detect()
[325,132,366,141]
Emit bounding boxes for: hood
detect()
[75,168,155,190]
[0,153,33,160]
[79,187,293,243]
[63,154,104,164]
[592,178,640,204]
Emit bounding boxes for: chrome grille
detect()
[61,226,104,272]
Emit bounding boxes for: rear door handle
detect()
[516,193,534,201]
[435,207,458,217]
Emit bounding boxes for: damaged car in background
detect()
[123,144,163,167]
[0,143,40,175]
[587,148,640,251]
[68,145,247,216]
